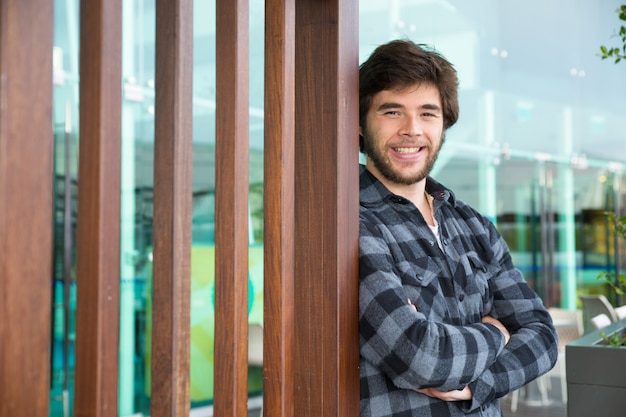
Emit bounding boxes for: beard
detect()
[361,128,444,186]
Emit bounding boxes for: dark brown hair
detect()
[359,40,459,150]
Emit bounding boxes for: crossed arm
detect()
[414,321,511,401]
[407,299,511,402]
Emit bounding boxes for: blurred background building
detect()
[49,0,625,415]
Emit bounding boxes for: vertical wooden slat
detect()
[335,4,361,416]
[263,0,296,415]
[151,0,194,416]
[0,0,54,415]
[214,0,250,416]
[293,0,360,416]
[74,1,122,416]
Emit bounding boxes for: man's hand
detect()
[415,385,472,401]
[482,315,510,344]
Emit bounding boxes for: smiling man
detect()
[358,40,558,417]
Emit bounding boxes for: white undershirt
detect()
[428,222,443,250]
[424,192,442,250]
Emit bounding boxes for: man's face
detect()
[361,83,445,187]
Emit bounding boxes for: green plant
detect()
[599,329,626,346]
[596,212,626,347]
[595,5,626,348]
[597,212,626,296]
[599,5,626,63]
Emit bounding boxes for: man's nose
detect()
[401,116,422,137]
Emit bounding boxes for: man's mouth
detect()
[393,146,422,155]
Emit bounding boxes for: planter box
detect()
[566,318,626,417]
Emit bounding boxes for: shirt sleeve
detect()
[463,219,559,412]
[359,217,507,392]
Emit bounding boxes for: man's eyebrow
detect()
[421,103,442,112]
[376,102,404,111]
[376,102,442,112]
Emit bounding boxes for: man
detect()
[358,39,558,416]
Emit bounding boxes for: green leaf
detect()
[600,331,626,347]
[599,6,626,65]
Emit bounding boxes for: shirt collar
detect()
[359,164,456,207]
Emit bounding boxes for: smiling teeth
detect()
[395,147,420,154]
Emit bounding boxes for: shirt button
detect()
[458,294,465,302]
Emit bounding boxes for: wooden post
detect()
[213,0,250,416]
[74,1,122,415]
[263,0,296,415]
[151,0,194,416]
[0,0,54,415]
[293,0,360,415]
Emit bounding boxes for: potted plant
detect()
[565,5,626,416]
[566,318,626,416]
[566,209,626,414]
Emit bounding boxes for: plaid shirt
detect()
[359,166,558,417]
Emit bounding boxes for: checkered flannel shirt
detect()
[359,166,558,417]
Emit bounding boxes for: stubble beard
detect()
[362,130,444,186]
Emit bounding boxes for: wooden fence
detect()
[0,0,358,416]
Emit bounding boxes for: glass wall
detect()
[49,0,625,415]
[51,1,265,415]
[359,0,626,311]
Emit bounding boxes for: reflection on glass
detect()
[49,0,625,415]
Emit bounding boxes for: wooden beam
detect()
[0,0,54,415]
[74,1,122,415]
[214,0,250,416]
[293,0,360,415]
[263,0,296,415]
[151,0,194,416]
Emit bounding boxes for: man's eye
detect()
[385,111,400,116]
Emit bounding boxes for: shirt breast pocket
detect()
[397,257,443,317]
[467,255,496,316]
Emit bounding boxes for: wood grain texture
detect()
[293,0,360,415]
[263,0,296,415]
[214,0,250,416]
[151,0,194,416]
[0,0,54,415]
[74,1,122,416]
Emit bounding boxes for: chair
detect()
[579,294,618,334]
[615,304,626,319]
[509,372,550,412]
[510,307,583,411]
[547,307,583,403]
[248,323,264,417]
[591,313,612,330]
